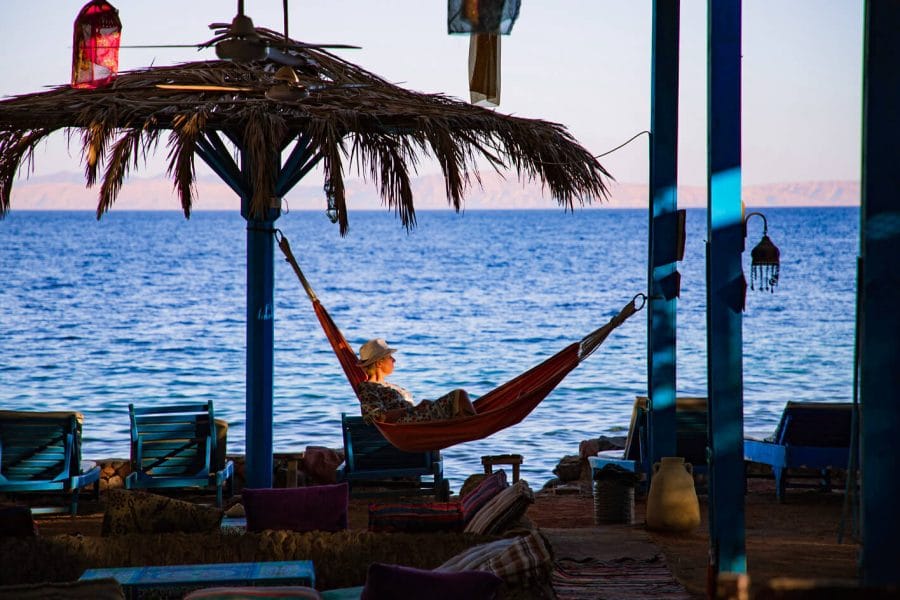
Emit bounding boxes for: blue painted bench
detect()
[126,402,234,507]
[744,401,852,501]
[336,413,450,500]
[0,410,101,515]
[80,560,314,599]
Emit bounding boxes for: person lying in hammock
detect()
[356,338,477,424]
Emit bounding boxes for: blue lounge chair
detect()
[0,410,101,515]
[126,402,234,507]
[336,413,450,500]
[744,401,852,502]
[589,396,708,481]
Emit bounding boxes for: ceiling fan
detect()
[123,0,359,66]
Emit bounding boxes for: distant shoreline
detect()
[9,172,860,211]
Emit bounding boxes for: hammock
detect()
[277,231,645,452]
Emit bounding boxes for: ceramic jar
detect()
[645,456,701,532]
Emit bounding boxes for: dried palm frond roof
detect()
[0,43,611,233]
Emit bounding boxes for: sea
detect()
[0,207,859,488]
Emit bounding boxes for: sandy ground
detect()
[524,478,860,598]
[29,477,859,598]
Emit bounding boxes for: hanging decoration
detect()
[744,211,781,293]
[448,0,521,107]
[71,0,122,89]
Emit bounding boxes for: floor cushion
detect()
[184,586,322,599]
[460,469,508,524]
[360,563,502,600]
[438,530,554,588]
[243,483,349,533]
[0,578,125,599]
[463,480,534,535]
[101,489,223,536]
[368,501,465,533]
[0,505,37,537]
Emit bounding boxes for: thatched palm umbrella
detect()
[0,39,611,487]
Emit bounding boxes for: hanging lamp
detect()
[744,211,781,293]
[448,0,521,107]
[71,0,122,89]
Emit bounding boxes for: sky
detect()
[0,1,864,189]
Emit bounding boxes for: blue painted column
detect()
[241,150,280,489]
[859,0,900,586]
[648,0,680,470]
[706,0,746,577]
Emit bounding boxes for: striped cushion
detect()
[460,470,508,523]
[368,502,465,533]
[437,530,554,587]
[463,480,534,535]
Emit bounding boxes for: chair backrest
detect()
[0,411,82,483]
[341,414,438,473]
[626,397,708,467]
[129,403,215,478]
[775,402,853,447]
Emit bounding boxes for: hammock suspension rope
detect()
[275,229,646,452]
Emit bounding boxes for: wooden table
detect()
[80,560,315,599]
[481,453,523,482]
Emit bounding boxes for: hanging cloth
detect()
[276,231,645,452]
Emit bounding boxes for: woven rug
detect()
[552,554,693,599]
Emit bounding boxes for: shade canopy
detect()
[0,38,610,233]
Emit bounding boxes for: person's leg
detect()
[452,389,476,416]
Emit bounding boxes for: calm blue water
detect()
[0,208,858,487]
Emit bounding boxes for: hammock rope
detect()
[276,230,645,452]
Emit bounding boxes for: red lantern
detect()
[71,0,122,89]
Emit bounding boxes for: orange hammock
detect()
[277,232,645,452]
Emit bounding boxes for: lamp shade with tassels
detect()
[71,0,121,89]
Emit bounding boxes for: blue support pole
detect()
[241,149,281,489]
[648,0,680,471]
[706,0,746,577]
[859,0,900,587]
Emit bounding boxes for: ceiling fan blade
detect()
[120,44,202,49]
[156,84,255,92]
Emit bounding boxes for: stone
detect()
[552,455,584,482]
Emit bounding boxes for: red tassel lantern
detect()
[71,0,122,89]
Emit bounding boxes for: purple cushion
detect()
[243,483,349,533]
[361,563,502,600]
[460,470,508,523]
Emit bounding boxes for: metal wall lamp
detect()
[744,211,780,292]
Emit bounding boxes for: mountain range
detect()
[8,171,860,212]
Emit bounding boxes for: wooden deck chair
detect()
[590,396,708,481]
[336,414,450,500]
[744,401,852,502]
[126,402,234,507]
[0,410,101,515]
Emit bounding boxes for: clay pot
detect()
[645,456,701,532]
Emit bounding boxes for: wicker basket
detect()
[593,479,635,524]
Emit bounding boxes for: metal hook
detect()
[631,293,648,311]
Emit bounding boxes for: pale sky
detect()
[1,1,863,188]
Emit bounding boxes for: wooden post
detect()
[648,0,681,473]
[706,0,747,576]
[859,0,900,587]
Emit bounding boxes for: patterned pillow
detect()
[368,502,465,533]
[101,489,223,536]
[184,587,322,599]
[437,530,554,588]
[243,483,349,533]
[360,563,502,600]
[460,469,508,524]
[463,480,534,535]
